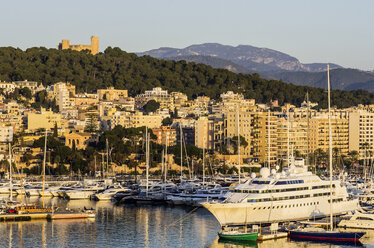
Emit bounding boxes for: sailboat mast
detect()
[268,110,271,169]
[106,139,109,177]
[327,64,333,231]
[203,136,206,185]
[8,143,12,199]
[180,123,183,179]
[287,106,290,167]
[42,129,47,208]
[146,127,149,196]
[237,105,241,183]
[165,137,168,182]
[306,92,310,165]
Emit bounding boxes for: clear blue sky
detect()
[1,0,373,70]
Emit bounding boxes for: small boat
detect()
[338,210,374,229]
[218,226,258,241]
[289,227,365,244]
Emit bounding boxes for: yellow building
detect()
[58,36,99,55]
[111,111,162,129]
[194,116,214,150]
[135,87,174,110]
[98,87,128,101]
[251,111,278,165]
[224,109,251,157]
[277,117,308,162]
[349,110,374,159]
[27,108,61,131]
[152,126,177,146]
[309,115,349,156]
[64,132,97,150]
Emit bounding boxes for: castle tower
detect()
[58,40,70,50]
[90,36,99,55]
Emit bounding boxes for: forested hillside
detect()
[0,46,373,108]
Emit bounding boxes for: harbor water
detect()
[1,197,374,248]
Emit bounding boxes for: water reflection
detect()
[1,198,374,247]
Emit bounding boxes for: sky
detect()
[1,0,373,70]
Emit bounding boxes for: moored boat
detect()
[289,227,365,243]
[218,227,258,241]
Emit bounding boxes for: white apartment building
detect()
[0,125,13,142]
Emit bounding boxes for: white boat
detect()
[93,185,128,201]
[201,166,359,225]
[0,184,11,195]
[64,184,105,200]
[65,189,97,200]
[338,210,374,229]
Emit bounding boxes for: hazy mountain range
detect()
[138,43,374,91]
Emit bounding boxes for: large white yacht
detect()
[202,165,359,226]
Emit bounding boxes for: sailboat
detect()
[288,65,365,244]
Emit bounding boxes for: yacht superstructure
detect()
[202,166,359,225]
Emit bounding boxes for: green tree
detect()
[53,122,58,137]
[162,117,173,126]
[143,100,160,114]
[84,113,98,133]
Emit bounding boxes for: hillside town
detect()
[0,80,372,176]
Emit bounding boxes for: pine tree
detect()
[84,113,98,133]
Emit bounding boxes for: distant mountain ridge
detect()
[137,43,342,73]
[268,68,374,91]
[138,43,374,92]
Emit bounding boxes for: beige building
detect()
[135,87,174,110]
[27,108,62,131]
[65,132,97,150]
[111,111,162,129]
[309,115,349,156]
[52,82,76,110]
[98,87,128,101]
[0,124,13,142]
[58,36,99,55]
[194,116,214,150]
[349,110,374,159]
[277,116,308,162]
[224,109,251,157]
[251,111,278,165]
[152,126,177,146]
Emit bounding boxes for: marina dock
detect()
[258,231,288,241]
[0,212,95,222]
[0,213,48,222]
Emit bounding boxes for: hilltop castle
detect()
[58,36,99,55]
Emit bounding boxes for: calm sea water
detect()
[1,197,374,248]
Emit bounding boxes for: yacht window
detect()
[357,217,373,221]
[252,180,270,185]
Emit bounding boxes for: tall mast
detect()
[237,105,241,183]
[161,147,164,182]
[106,139,109,177]
[8,143,12,199]
[165,137,168,182]
[306,92,310,165]
[327,64,333,231]
[287,106,290,167]
[180,123,183,179]
[42,129,47,208]
[203,136,205,185]
[145,127,149,196]
[94,155,96,178]
[268,110,271,169]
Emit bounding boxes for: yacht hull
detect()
[202,198,359,225]
[289,230,365,243]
